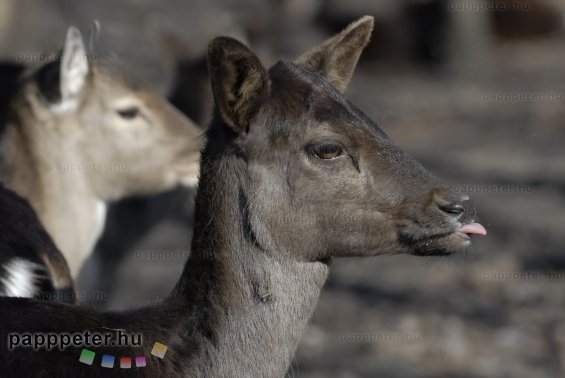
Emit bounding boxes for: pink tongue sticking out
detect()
[458,222,487,236]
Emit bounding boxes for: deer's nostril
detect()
[438,202,465,216]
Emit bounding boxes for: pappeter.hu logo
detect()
[7,330,142,351]
[7,331,170,369]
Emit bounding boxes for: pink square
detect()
[135,356,146,367]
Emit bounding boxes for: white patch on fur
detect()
[93,200,108,243]
[0,258,45,297]
[179,174,199,188]
[50,98,79,115]
[178,162,200,187]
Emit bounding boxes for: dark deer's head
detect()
[205,16,486,262]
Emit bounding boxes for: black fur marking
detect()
[35,58,62,104]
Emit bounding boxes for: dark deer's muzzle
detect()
[397,186,487,256]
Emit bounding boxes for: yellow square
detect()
[151,342,168,359]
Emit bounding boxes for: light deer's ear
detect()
[60,27,89,101]
[295,16,374,93]
[208,37,269,133]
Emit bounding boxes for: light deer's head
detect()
[21,27,203,200]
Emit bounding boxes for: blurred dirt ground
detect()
[1,1,565,377]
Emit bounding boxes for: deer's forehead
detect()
[94,72,139,93]
[268,63,389,142]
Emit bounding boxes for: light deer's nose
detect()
[438,201,465,216]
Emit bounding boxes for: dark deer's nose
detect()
[438,201,465,216]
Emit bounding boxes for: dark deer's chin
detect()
[410,234,473,256]
[400,222,487,256]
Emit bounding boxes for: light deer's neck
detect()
[0,94,105,276]
[170,150,329,377]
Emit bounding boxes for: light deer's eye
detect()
[312,144,343,160]
[117,107,140,120]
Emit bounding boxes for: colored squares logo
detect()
[78,341,168,368]
[79,349,95,365]
[135,356,146,367]
[101,354,115,368]
[120,357,132,368]
[151,342,168,359]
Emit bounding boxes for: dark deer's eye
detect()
[312,144,343,160]
[117,107,140,120]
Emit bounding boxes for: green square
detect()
[79,349,95,365]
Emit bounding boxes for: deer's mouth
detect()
[402,221,487,256]
[452,222,487,241]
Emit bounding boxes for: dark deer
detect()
[0,16,485,376]
[0,184,74,303]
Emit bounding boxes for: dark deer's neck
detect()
[171,125,329,376]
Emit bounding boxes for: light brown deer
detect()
[0,27,203,285]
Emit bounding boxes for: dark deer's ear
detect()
[208,37,269,133]
[295,16,374,93]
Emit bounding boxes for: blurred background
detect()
[2,0,565,377]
